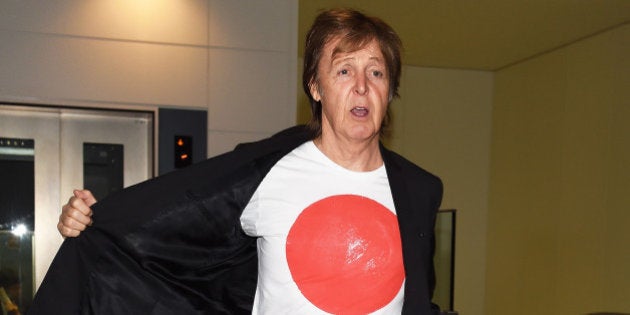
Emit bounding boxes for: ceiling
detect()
[299,0,630,71]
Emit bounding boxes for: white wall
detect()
[0,0,298,157]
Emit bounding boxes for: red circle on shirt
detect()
[286,194,404,314]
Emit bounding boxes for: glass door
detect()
[1,136,36,315]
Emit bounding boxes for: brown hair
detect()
[302,8,403,137]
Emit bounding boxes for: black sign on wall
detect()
[158,108,207,175]
[174,135,193,169]
[83,143,124,201]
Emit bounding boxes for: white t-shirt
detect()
[240,141,405,314]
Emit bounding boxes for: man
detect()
[34,8,442,314]
[0,269,21,315]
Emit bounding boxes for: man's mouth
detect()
[351,107,369,117]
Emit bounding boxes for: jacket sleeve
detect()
[29,149,262,315]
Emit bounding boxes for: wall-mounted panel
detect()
[0,0,208,45]
[207,131,272,158]
[208,0,293,51]
[0,30,207,107]
[208,48,293,133]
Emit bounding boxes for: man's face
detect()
[310,38,390,144]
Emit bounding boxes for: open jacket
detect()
[29,125,443,315]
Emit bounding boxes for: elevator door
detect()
[0,104,153,313]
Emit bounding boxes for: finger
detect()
[74,189,97,207]
[57,221,80,238]
[62,202,93,226]
[67,195,93,218]
[59,212,88,232]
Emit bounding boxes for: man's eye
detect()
[372,70,383,77]
[339,69,349,75]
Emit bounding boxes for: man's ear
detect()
[309,80,321,102]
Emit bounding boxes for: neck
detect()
[313,133,383,172]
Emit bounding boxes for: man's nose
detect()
[354,73,368,95]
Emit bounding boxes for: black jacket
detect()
[29,126,442,315]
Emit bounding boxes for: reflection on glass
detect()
[433,209,456,312]
[0,137,34,314]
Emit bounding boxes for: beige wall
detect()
[0,0,298,157]
[303,22,629,315]
[389,67,493,315]
[486,24,630,314]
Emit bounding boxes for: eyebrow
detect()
[330,54,383,66]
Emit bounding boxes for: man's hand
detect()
[57,189,97,237]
